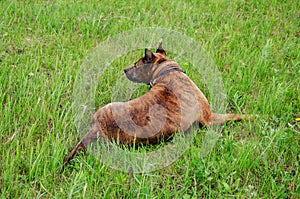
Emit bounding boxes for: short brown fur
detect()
[63,43,245,167]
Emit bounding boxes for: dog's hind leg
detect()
[63,127,105,168]
[209,113,246,125]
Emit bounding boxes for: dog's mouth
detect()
[124,67,147,84]
[124,67,137,82]
[124,66,134,74]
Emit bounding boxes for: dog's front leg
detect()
[63,126,105,168]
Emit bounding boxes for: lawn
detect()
[1,0,299,198]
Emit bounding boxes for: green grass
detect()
[1,0,299,198]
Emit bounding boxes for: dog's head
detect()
[124,42,167,84]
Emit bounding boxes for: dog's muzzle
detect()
[124,67,134,74]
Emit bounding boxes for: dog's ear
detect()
[145,48,154,62]
[156,41,166,56]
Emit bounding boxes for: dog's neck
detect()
[150,60,184,87]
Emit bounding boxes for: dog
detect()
[63,42,245,167]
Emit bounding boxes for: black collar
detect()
[150,67,185,87]
[156,68,185,79]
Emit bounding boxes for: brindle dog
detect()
[63,42,245,166]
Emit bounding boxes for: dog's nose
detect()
[124,68,128,73]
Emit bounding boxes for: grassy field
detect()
[1,0,299,198]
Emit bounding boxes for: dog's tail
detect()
[210,113,254,125]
